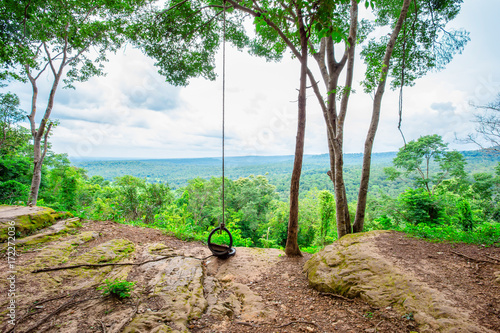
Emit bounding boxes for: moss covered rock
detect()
[4,217,81,251]
[29,231,99,270]
[304,231,493,333]
[0,205,73,242]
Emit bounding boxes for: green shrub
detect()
[404,222,500,246]
[97,279,135,298]
[398,188,445,226]
[0,180,28,204]
[457,199,474,231]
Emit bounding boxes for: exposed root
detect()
[14,293,100,333]
[319,291,354,302]
[98,319,107,333]
[31,254,209,273]
[276,320,318,328]
[234,320,318,329]
[450,250,498,265]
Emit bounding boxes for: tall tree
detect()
[0,0,151,205]
[353,0,469,232]
[132,0,468,252]
[131,0,315,255]
[384,134,467,195]
[219,0,467,239]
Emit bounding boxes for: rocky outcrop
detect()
[0,205,73,242]
[304,231,494,333]
[0,206,282,332]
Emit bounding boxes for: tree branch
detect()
[43,42,57,77]
[225,0,302,61]
[338,0,358,132]
[157,0,190,17]
[24,64,38,138]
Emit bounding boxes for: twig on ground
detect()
[98,319,107,333]
[450,250,497,264]
[374,320,384,332]
[276,320,318,328]
[234,320,318,329]
[31,254,207,273]
[21,248,45,253]
[31,293,73,307]
[319,292,354,302]
[486,255,500,263]
[235,321,260,327]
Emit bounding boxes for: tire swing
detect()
[207,0,235,260]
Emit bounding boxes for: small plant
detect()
[364,311,374,318]
[402,312,414,320]
[97,279,135,299]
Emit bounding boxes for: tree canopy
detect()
[385,134,467,195]
[0,0,154,205]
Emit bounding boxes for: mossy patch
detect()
[148,243,176,256]
[2,217,82,252]
[62,239,136,284]
[28,231,98,271]
[0,206,73,242]
[76,239,135,265]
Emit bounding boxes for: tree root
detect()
[98,319,107,333]
[486,255,500,263]
[31,254,206,273]
[17,293,74,324]
[10,292,100,333]
[450,250,498,265]
[319,291,354,302]
[234,320,318,329]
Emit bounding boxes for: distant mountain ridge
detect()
[71,150,499,198]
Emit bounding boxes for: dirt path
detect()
[376,231,500,332]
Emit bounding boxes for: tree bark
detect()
[285,5,308,257]
[353,0,412,233]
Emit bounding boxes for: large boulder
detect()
[304,231,494,333]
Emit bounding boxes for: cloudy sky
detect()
[9,0,500,159]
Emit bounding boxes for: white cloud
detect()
[5,0,500,159]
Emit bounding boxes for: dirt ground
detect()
[1,220,499,333]
[375,232,500,332]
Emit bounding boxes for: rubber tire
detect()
[208,226,235,258]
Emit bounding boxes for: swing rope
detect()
[221,0,226,230]
[206,0,235,259]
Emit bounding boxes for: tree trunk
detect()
[285,7,308,257]
[26,67,61,206]
[353,0,412,233]
[330,0,358,238]
[28,151,43,205]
